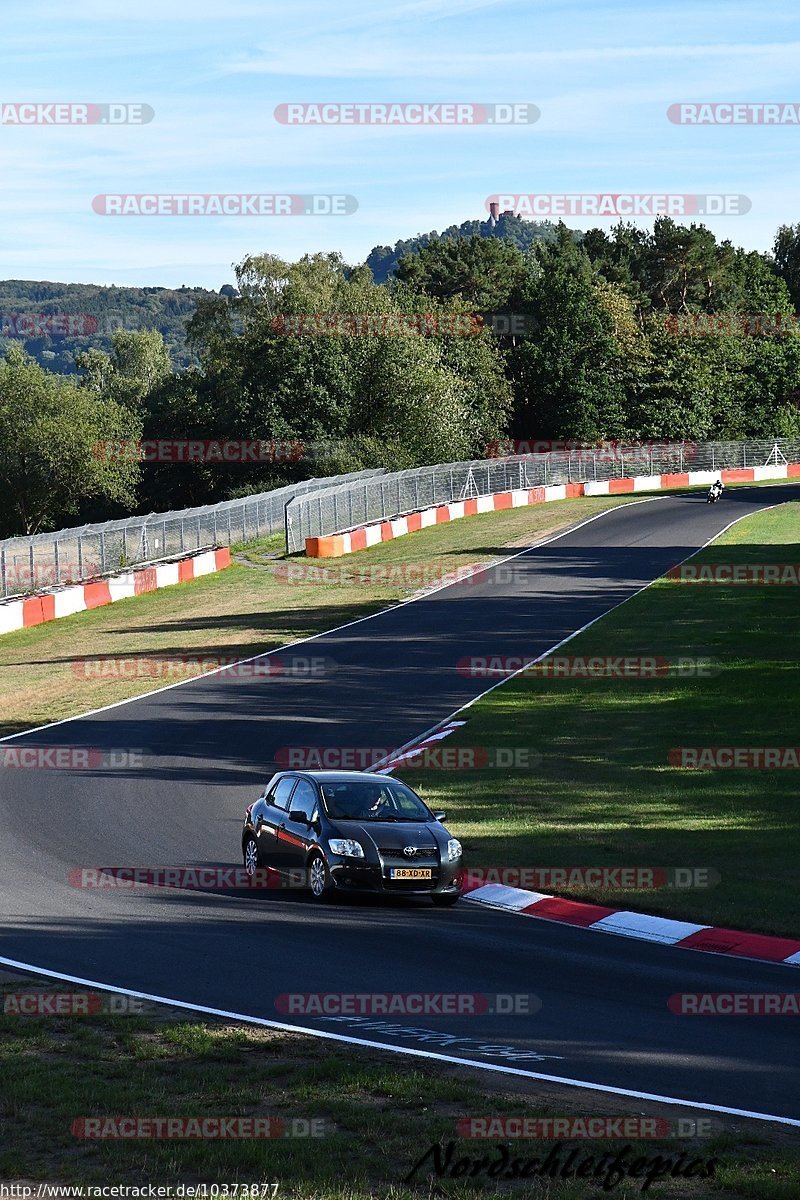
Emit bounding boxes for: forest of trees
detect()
[1,216,799,537]
[0,279,215,373]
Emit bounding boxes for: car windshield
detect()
[319,779,432,821]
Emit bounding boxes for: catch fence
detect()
[0,469,383,599]
[284,439,800,553]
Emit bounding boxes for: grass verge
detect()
[1,974,798,1196]
[400,501,800,936]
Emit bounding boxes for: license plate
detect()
[390,868,432,880]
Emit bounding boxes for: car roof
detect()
[275,770,395,783]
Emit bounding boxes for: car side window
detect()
[269,776,297,812]
[394,789,422,816]
[290,779,318,823]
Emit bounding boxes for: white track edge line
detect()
[0,954,798,1128]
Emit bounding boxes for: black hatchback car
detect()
[241,770,463,904]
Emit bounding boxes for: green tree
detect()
[395,236,526,311]
[0,344,141,535]
[511,225,627,440]
[773,224,800,310]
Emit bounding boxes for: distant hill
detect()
[0,280,220,373]
[366,211,564,283]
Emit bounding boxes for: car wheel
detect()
[243,836,261,877]
[431,893,460,907]
[308,853,333,902]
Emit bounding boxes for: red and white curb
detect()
[460,879,800,967]
[305,462,800,558]
[0,547,232,637]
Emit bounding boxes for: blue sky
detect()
[1,0,798,288]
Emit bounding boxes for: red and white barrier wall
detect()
[306,464,800,557]
[0,548,231,637]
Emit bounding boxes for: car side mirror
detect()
[290,809,310,825]
[433,811,447,822]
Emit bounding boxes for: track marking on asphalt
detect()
[0,497,665,744]
[1,954,799,1127]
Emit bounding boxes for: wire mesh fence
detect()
[0,469,383,599]
[284,438,800,553]
[3,438,797,596]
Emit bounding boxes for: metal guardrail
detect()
[0,469,384,599]
[284,439,800,553]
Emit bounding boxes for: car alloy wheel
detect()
[243,836,260,877]
[308,854,332,901]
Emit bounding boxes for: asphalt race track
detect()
[2,486,799,1124]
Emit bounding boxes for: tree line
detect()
[1,217,799,537]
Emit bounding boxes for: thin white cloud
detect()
[225,40,800,79]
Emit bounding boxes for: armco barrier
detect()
[305,466,800,557]
[0,547,231,637]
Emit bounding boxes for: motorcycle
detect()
[706,482,724,503]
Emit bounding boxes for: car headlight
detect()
[328,839,365,859]
[447,838,462,862]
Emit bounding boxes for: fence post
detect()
[284,499,292,554]
[99,531,106,575]
[54,538,60,586]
